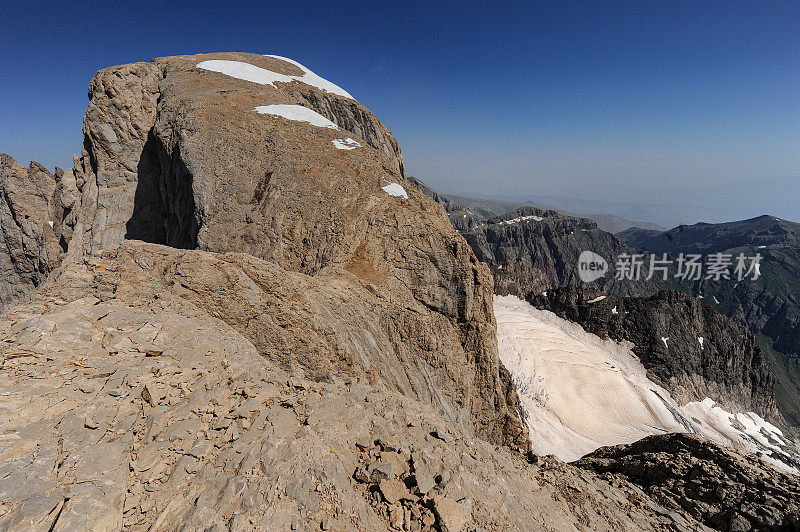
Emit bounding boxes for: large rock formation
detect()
[22,53,528,452]
[0,155,62,310]
[3,52,800,531]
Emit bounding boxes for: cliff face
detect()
[530,286,777,417]
[28,53,529,452]
[440,205,670,301]
[0,155,62,310]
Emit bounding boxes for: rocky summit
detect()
[37,52,529,453]
[1,53,798,531]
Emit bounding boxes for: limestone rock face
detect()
[0,271,729,531]
[0,154,61,310]
[51,53,527,451]
[64,62,162,257]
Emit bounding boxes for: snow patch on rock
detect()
[254,104,339,129]
[682,398,796,473]
[500,215,543,225]
[197,58,353,98]
[332,138,362,150]
[264,55,353,98]
[587,295,606,304]
[381,183,408,199]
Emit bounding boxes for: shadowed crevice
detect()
[126,131,198,249]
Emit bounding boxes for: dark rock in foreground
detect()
[577,433,800,531]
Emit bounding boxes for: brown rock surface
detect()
[577,433,800,531]
[0,263,711,530]
[54,52,527,452]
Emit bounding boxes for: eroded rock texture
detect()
[0,154,61,310]
[1,243,705,531]
[36,53,529,452]
[578,433,800,531]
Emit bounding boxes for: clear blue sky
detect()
[2,1,798,225]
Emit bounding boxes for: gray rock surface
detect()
[577,433,800,531]
[0,154,61,310]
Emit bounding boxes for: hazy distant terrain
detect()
[440,191,665,233]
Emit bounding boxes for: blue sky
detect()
[2,1,798,225]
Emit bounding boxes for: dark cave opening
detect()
[126,131,198,249]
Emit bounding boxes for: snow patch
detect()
[683,398,795,473]
[264,55,353,98]
[500,215,543,225]
[587,295,606,304]
[611,306,618,315]
[47,220,53,228]
[332,137,362,150]
[254,104,339,129]
[197,57,353,98]
[381,183,408,199]
[661,336,669,348]
[495,295,690,461]
[698,336,704,349]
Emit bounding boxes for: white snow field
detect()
[494,295,798,473]
[381,182,408,199]
[254,104,339,129]
[197,57,353,98]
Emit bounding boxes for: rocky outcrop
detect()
[0,154,61,310]
[1,247,711,531]
[530,286,777,417]
[619,216,800,357]
[456,206,666,300]
[577,433,800,531]
[39,52,529,452]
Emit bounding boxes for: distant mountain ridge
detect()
[410,178,665,233]
[619,215,800,427]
